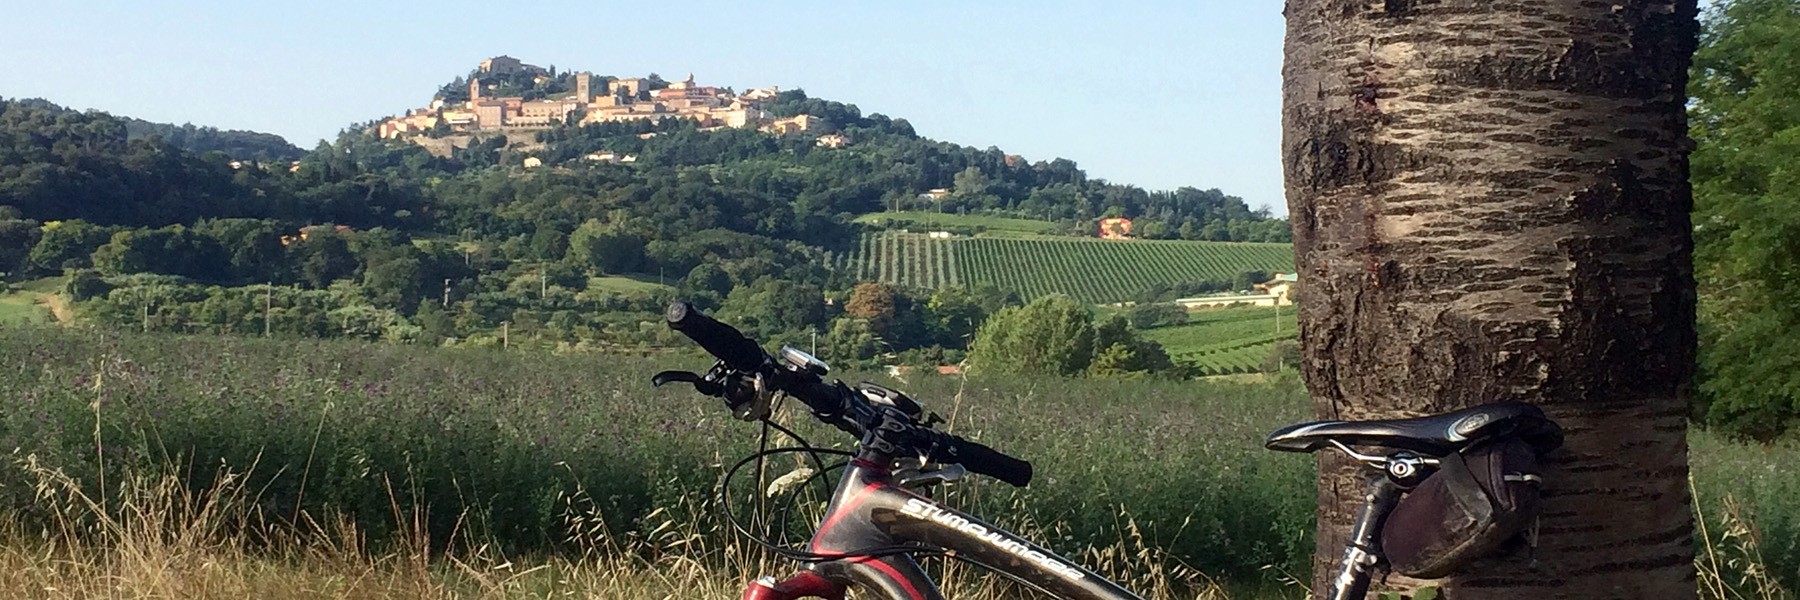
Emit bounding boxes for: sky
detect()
[0,1,1288,215]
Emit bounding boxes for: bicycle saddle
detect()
[1265,402,1562,456]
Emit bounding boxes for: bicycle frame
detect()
[745,454,1144,600]
[744,453,1404,600]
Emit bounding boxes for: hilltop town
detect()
[377,56,831,143]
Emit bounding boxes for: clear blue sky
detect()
[0,1,1288,215]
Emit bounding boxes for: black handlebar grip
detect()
[665,301,768,372]
[934,434,1033,487]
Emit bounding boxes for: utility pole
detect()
[264,282,272,337]
[540,272,547,296]
[1273,297,1281,336]
[501,321,509,349]
[442,278,451,308]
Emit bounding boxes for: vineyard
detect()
[842,232,1295,304]
[1140,307,1299,376]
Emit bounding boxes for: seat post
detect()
[1325,474,1403,600]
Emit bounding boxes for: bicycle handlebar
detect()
[662,300,1032,487]
[665,301,769,372]
[922,431,1033,487]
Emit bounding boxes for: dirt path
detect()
[37,294,73,324]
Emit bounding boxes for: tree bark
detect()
[1281,1,1699,598]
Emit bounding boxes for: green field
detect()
[0,277,64,324]
[585,275,674,297]
[853,211,1059,236]
[1140,307,1299,375]
[842,231,1295,303]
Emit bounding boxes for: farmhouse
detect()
[1174,273,1297,309]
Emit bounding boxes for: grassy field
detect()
[0,326,1790,599]
[0,276,64,324]
[585,274,674,297]
[1142,308,1300,375]
[853,211,1060,237]
[841,232,1296,303]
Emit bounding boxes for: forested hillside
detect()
[0,90,1288,375]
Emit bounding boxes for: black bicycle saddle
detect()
[1265,401,1563,456]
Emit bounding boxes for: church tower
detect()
[468,77,481,103]
[575,72,591,103]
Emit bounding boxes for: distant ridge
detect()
[4,97,302,162]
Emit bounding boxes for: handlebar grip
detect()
[933,434,1033,487]
[665,301,768,372]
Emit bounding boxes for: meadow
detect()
[843,232,1296,303]
[0,325,1791,599]
[0,277,63,324]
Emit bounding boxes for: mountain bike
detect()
[651,301,1562,600]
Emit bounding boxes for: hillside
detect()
[1,62,1290,364]
[123,118,304,161]
[841,231,1295,303]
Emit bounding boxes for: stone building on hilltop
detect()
[378,58,810,140]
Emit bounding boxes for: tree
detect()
[288,229,358,288]
[568,219,645,274]
[715,277,825,340]
[529,224,569,261]
[192,218,285,284]
[90,225,229,281]
[1283,0,1698,597]
[1127,303,1188,330]
[1085,315,1174,378]
[823,316,882,362]
[1688,0,1800,440]
[844,282,900,324]
[0,217,40,275]
[952,166,990,199]
[926,285,1003,347]
[967,295,1094,376]
[64,269,111,301]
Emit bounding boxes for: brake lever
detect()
[651,370,725,396]
[899,463,967,489]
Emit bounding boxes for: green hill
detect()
[841,231,1294,304]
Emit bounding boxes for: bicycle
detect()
[651,301,1562,600]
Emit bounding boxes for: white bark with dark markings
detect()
[1281,0,1698,598]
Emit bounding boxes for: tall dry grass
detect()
[0,444,1791,600]
[0,453,1257,600]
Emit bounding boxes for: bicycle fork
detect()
[744,572,846,600]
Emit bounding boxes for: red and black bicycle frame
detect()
[744,452,1145,600]
[742,453,1412,600]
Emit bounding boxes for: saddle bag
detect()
[1379,438,1545,578]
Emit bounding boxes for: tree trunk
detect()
[1281,1,1699,598]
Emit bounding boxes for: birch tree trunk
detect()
[1281,1,1699,598]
